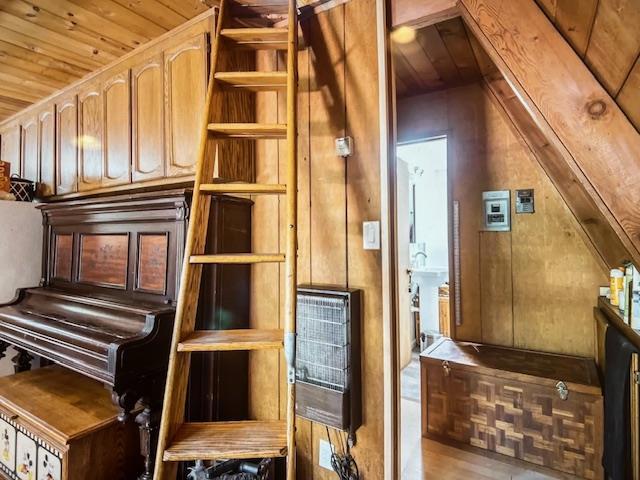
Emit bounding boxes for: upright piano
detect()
[0,189,251,479]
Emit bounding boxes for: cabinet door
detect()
[78,84,103,192]
[39,105,56,197]
[0,122,21,176]
[132,55,165,182]
[103,70,131,187]
[56,95,78,195]
[164,33,208,177]
[20,115,39,183]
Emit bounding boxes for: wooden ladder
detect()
[153,1,298,478]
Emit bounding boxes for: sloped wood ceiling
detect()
[460,0,640,268]
[0,0,214,122]
[535,0,640,132]
[392,17,482,97]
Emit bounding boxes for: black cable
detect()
[325,427,360,480]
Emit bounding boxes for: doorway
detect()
[396,137,450,476]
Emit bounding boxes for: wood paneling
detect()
[137,234,169,294]
[53,234,73,281]
[79,233,129,288]
[20,115,39,182]
[534,0,640,134]
[392,17,482,98]
[0,0,214,122]
[77,83,103,191]
[164,33,209,177]
[103,70,131,187]
[0,121,21,176]
[461,0,640,268]
[479,232,513,346]
[391,0,459,29]
[132,55,165,182]
[249,1,383,478]
[39,105,56,196]
[56,94,78,195]
[398,84,607,357]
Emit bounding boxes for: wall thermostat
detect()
[483,190,510,231]
[516,189,535,214]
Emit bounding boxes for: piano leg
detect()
[111,389,139,422]
[0,341,9,361]
[135,397,160,480]
[12,348,33,373]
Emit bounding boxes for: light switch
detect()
[363,221,380,250]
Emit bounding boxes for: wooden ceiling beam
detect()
[110,0,189,30]
[154,0,212,19]
[0,85,43,104]
[392,0,460,29]
[460,0,640,267]
[0,47,81,85]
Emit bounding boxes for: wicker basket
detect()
[10,175,36,202]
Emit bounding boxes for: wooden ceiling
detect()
[392,17,482,97]
[0,0,216,122]
[535,0,640,132]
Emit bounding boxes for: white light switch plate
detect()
[319,439,335,471]
[363,221,380,250]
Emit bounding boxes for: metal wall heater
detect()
[295,286,362,444]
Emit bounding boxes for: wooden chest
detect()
[421,339,604,479]
[0,366,140,480]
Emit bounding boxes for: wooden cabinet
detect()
[164,33,208,177]
[39,105,56,197]
[0,12,249,198]
[132,55,165,182]
[20,115,39,182]
[103,70,131,187]
[56,95,78,195]
[0,122,21,176]
[78,84,103,192]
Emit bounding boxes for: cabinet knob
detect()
[555,381,569,401]
[442,360,450,377]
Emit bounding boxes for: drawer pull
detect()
[555,381,569,401]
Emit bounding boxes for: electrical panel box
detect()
[483,190,511,231]
[516,189,535,214]
[295,286,362,445]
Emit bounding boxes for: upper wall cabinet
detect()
[78,84,103,192]
[0,122,21,176]
[132,55,165,182]
[21,115,39,183]
[39,105,56,197]
[103,70,131,187]
[164,33,209,178]
[56,95,78,195]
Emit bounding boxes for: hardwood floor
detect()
[400,358,580,479]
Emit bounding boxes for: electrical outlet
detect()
[318,439,335,471]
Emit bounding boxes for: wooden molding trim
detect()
[459,0,640,267]
[391,0,460,29]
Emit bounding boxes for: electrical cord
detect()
[326,427,360,480]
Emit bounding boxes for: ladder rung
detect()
[200,183,287,195]
[215,72,287,92]
[221,28,288,50]
[208,123,287,139]
[190,253,285,264]
[163,421,287,462]
[178,329,284,352]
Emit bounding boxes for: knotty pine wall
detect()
[249,0,384,478]
[398,83,607,357]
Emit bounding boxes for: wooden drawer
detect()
[0,367,140,480]
[421,339,604,479]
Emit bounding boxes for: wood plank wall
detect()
[398,84,607,357]
[249,0,384,478]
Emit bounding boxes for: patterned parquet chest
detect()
[421,340,604,479]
